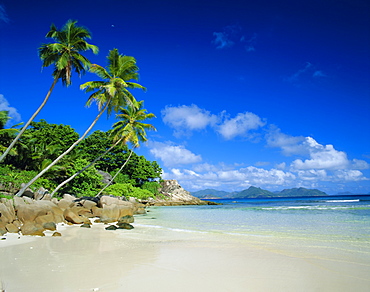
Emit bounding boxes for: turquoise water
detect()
[137,195,370,244]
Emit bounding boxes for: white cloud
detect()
[217,112,266,140]
[0,5,9,23]
[266,126,307,156]
[162,104,217,137]
[212,25,257,52]
[212,25,242,49]
[241,33,257,52]
[313,70,327,78]
[333,170,368,182]
[212,32,234,49]
[164,163,297,191]
[291,137,351,170]
[286,62,313,82]
[0,94,22,126]
[149,141,202,167]
[286,62,327,83]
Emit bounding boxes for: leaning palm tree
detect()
[0,111,23,157]
[16,49,145,196]
[49,135,124,197]
[96,100,156,197]
[0,20,98,163]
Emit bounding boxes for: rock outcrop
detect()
[147,180,215,206]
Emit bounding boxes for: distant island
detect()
[191,186,328,199]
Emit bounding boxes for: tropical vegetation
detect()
[0,20,163,200]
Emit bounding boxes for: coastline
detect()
[1,212,369,292]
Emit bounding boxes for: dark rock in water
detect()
[80,223,91,228]
[52,232,62,237]
[105,225,117,230]
[117,223,134,230]
[118,215,134,224]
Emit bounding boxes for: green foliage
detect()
[0,165,55,192]
[131,188,153,200]
[0,193,13,200]
[141,181,160,195]
[62,158,103,197]
[9,120,79,171]
[104,183,135,197]
[104,183,153,200]
[110,171,136,185]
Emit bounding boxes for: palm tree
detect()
[0,20,98,163]
[16,49,145,196]
[96,100,156,197]
[0,111,22,157]
[49,136,124,197]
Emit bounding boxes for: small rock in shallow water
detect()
[80,223,91,228]
[117,223,134,230]
[105,225,117,230]
[52,232,62,237]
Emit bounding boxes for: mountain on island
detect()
[191,186,328,199]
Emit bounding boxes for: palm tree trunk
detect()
[95,148,133,197]
[16,101,110,197]
[50,138,123,197]
[0,75,60,163]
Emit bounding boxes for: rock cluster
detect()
[0,194,143,237]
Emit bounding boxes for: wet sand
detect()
[0,219,369,292]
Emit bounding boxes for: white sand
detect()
[0,219,369,292]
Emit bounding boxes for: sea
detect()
[136,194,370,250]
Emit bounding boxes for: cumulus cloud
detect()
[266,126,307,156]
[162,104,217,137]
[217,112,266,140]
[162,105,265,140]
[149,141,202,167]
[291,137,357,170]
[0,94,22,126]
[0,5,9,23]
[164,163,297,191]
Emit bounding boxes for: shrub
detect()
[0,165,55,192]
[141,181,160,195]
[105,183,135,197]
[105,183,153,200]
[62,158,103,197]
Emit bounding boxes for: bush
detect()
[62,158,103,197]
[141,181,160,195]
[110,171,136,185]
[131,188,153,200]
[105,183,153,200]
[0,165,55,192]
[104,183,135,197]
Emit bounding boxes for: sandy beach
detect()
[1,214,369,292]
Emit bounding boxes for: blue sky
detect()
[1,0,369,194]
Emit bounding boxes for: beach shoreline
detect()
[1,213,369,292]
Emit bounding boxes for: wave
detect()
[325,199,360,203]
[258,205,369,211]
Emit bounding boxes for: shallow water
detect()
[136,195,370,254]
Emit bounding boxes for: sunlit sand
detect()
[1,216,369,292]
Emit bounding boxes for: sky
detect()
[0,0,369,195]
